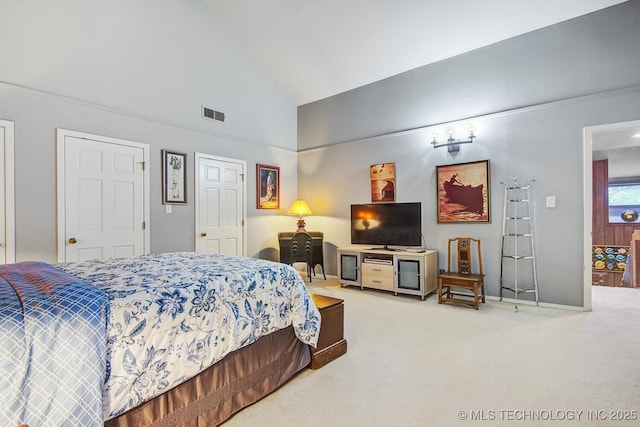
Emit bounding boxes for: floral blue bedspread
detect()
[0,261,109,427]
[57,252,321,420]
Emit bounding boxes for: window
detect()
[608,181,640,224]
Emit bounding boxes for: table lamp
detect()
[288,199,312,232]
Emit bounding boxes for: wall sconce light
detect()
[288,199,312,232]
[432,128,476,152]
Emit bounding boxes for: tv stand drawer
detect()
[362,262,394,291]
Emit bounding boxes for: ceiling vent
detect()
[202,106,225,123]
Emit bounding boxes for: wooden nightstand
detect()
[309,293,347,369]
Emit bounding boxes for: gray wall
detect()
[0,1,298,263]
[297,1,640,307]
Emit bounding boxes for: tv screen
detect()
[350,202,422,248]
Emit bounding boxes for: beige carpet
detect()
[223,278,640,426]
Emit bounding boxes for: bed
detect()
[0,252,321,427]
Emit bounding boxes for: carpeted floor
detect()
[223,278,640,426]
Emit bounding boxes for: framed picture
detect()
[436,159,490,223]
[162,149,187,205]
[592,245,629,272]
[256,164,280,209]
[370,162,395,202]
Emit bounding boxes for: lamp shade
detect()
[288,199,312,217]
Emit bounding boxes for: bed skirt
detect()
[105,326,310,427]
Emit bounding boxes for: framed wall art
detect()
[592,245,629,272]
[256,163,280,209]
[162,149,187,205]
[436,159,490,223]
[370,162,396,202]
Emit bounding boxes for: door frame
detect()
[0,119,15,263]
[56,128,151,262]
[583,119,640,311]
[194,152,247,256]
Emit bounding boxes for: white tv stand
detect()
[337,246,438,300]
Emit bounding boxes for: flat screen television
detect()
[350,202,422,249]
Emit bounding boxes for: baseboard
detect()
[486,295,583,311]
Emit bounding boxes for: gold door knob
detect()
[68,237,77,244]
[200,232,207,237]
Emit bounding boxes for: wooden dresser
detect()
[309,293,347,369]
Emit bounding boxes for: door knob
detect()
[68,237,77,244]
[200,232,207,237]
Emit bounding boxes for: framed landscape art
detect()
[436,159,490,223]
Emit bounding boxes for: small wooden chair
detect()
[438,236,485,310]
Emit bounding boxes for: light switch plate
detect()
[546,196,556,208]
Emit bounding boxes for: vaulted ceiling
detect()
[204,0,628,106]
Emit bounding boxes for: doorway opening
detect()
[584,119,640,311]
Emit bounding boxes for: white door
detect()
[195,153,246,256]
[57,129,150,262]
[0,119,15,264]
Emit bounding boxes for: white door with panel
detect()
[0,119,15,263]
[195,153,246,256]
[57,129,150,262]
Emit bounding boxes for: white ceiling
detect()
[593,128,640,151]
[592,126,640,178]
[204,0,628,106]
